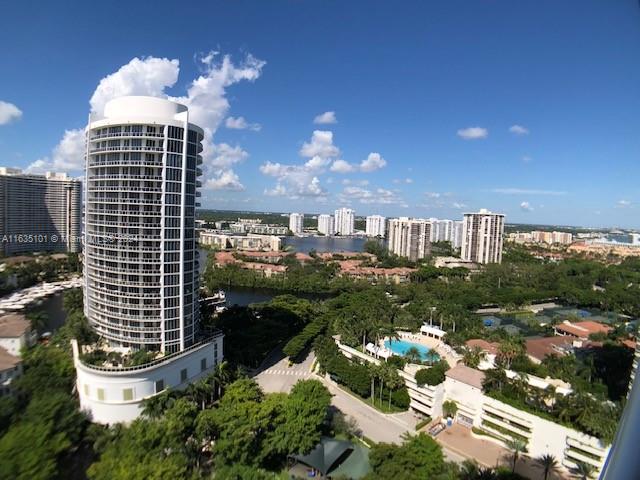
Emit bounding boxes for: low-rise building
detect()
[198,231,281,251]
[0,313,36,395]
[554,320,612,340]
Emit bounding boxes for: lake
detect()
[282,236,375,254]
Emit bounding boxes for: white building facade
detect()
[79,96,223,424]
[461,209,505,264]
[387,217,432,261]
[334,208,355,236]
[288,213,304,234]
[317,214,335,236]
[365,215,386,237]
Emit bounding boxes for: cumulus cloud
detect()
[360,152,386,172]
[425,192,441,199]
[299,130,340,159]
[330,159,356,173]
[509,124,529,135]
[205,170,244,191]
[452,202,467,209]
[520,201,533,212]
[225,116,261,131]
[0,101,22,125]
[26,129,86,173]
[259,161,327,198]
[313,111,337,124]
[491,188,566,196]
[90,57,180,115]
[457,127,488,140]
[29,52,265,189]
[617,200,632,207]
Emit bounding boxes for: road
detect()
[253,349,466,463]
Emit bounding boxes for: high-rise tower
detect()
[461,209,505,264]
[76,96,223,424]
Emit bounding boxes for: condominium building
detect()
[317,214,335,236]
[0,168,81,255]
[452,220,463,249]
[387,217,432,261]
[289,212,304,234]
[334,208,355,236]
[77,96,223,424]
[365,215,386,237]
[461,209,505,264]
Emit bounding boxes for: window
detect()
[180,368,188,382]
[84,384,89,396]
[97,388,105,401]
[201,358,207,372]
[155,379,165,393]
[123,388,134,401]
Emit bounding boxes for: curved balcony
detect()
[89,146,165,154]
[89,131,165,141]
[86,271,161,288]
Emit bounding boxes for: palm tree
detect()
[505,438,527,474]
[442,400,458,419]
[573,461,596,480]
[141,390,177,418]
[463,346,485,368]
[534,453,559,480]
[425,348,440,366]
[385,368,404,410]
[211,360,232,400]
[404,346,422,364]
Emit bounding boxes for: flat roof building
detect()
[0,168,81,255]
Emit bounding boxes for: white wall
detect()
[73,335,223,424]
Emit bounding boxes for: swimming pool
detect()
[383,339,438,361]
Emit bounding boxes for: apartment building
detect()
[198,231,281,251]
[0,168,81,255]
[334,207,355,235]
[317,214,335,236]
[78,96,223,424]
[289,212,304,234]
[461,209,505,264]
[387,217,432,261]
[365,215,386,237]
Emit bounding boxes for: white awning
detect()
[420,325,446,338]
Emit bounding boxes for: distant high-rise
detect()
[334,208,355,236]
[365,215,386,237]
[461,209,505,264]
[452,221,463,249]
[289,213,304,234]
[388,217,431,261]
[317,214,335,236]
[0,168,81,255]
[77,96,223,424]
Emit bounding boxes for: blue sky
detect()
[0,1,639,228]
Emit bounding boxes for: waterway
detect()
[26,292,67,333]
[282,236,371,254]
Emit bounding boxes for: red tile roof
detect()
[526,336,574,362]
[555,321,612,338]
[465,339,499,355]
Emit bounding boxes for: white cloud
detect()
[509,124,529,135]
[452,202,467,209]
[520,201,533,212]
[457,127,488,140]
[90,57,180,115]
[359,152,386,172]
[522,155,532,163]
[491,188,567,196]
[339,186,405,205]
[617,200,632,207]
[393,178,413,185]
[26,129,86,173]
[425,192,441,199]
[299,130,340,159]
[330,159,356,173]
[225,116,261,131]
[205,170,245,191]
[264,184,287,197]
[32,53,265,188]
[313,111,337,124]
[0,101,22,125]
[259,161,327,198]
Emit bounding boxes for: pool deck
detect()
[384,331,461,367]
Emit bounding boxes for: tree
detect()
[534,453,558,480]
[404,346,423,364]
[504,438,527,474]
[498,339,524,370]
[463,346,486,369]
[573,461,596,480]
[442,400,458,419]
[366,433,445,480]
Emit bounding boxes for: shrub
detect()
[391,387,410,409]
